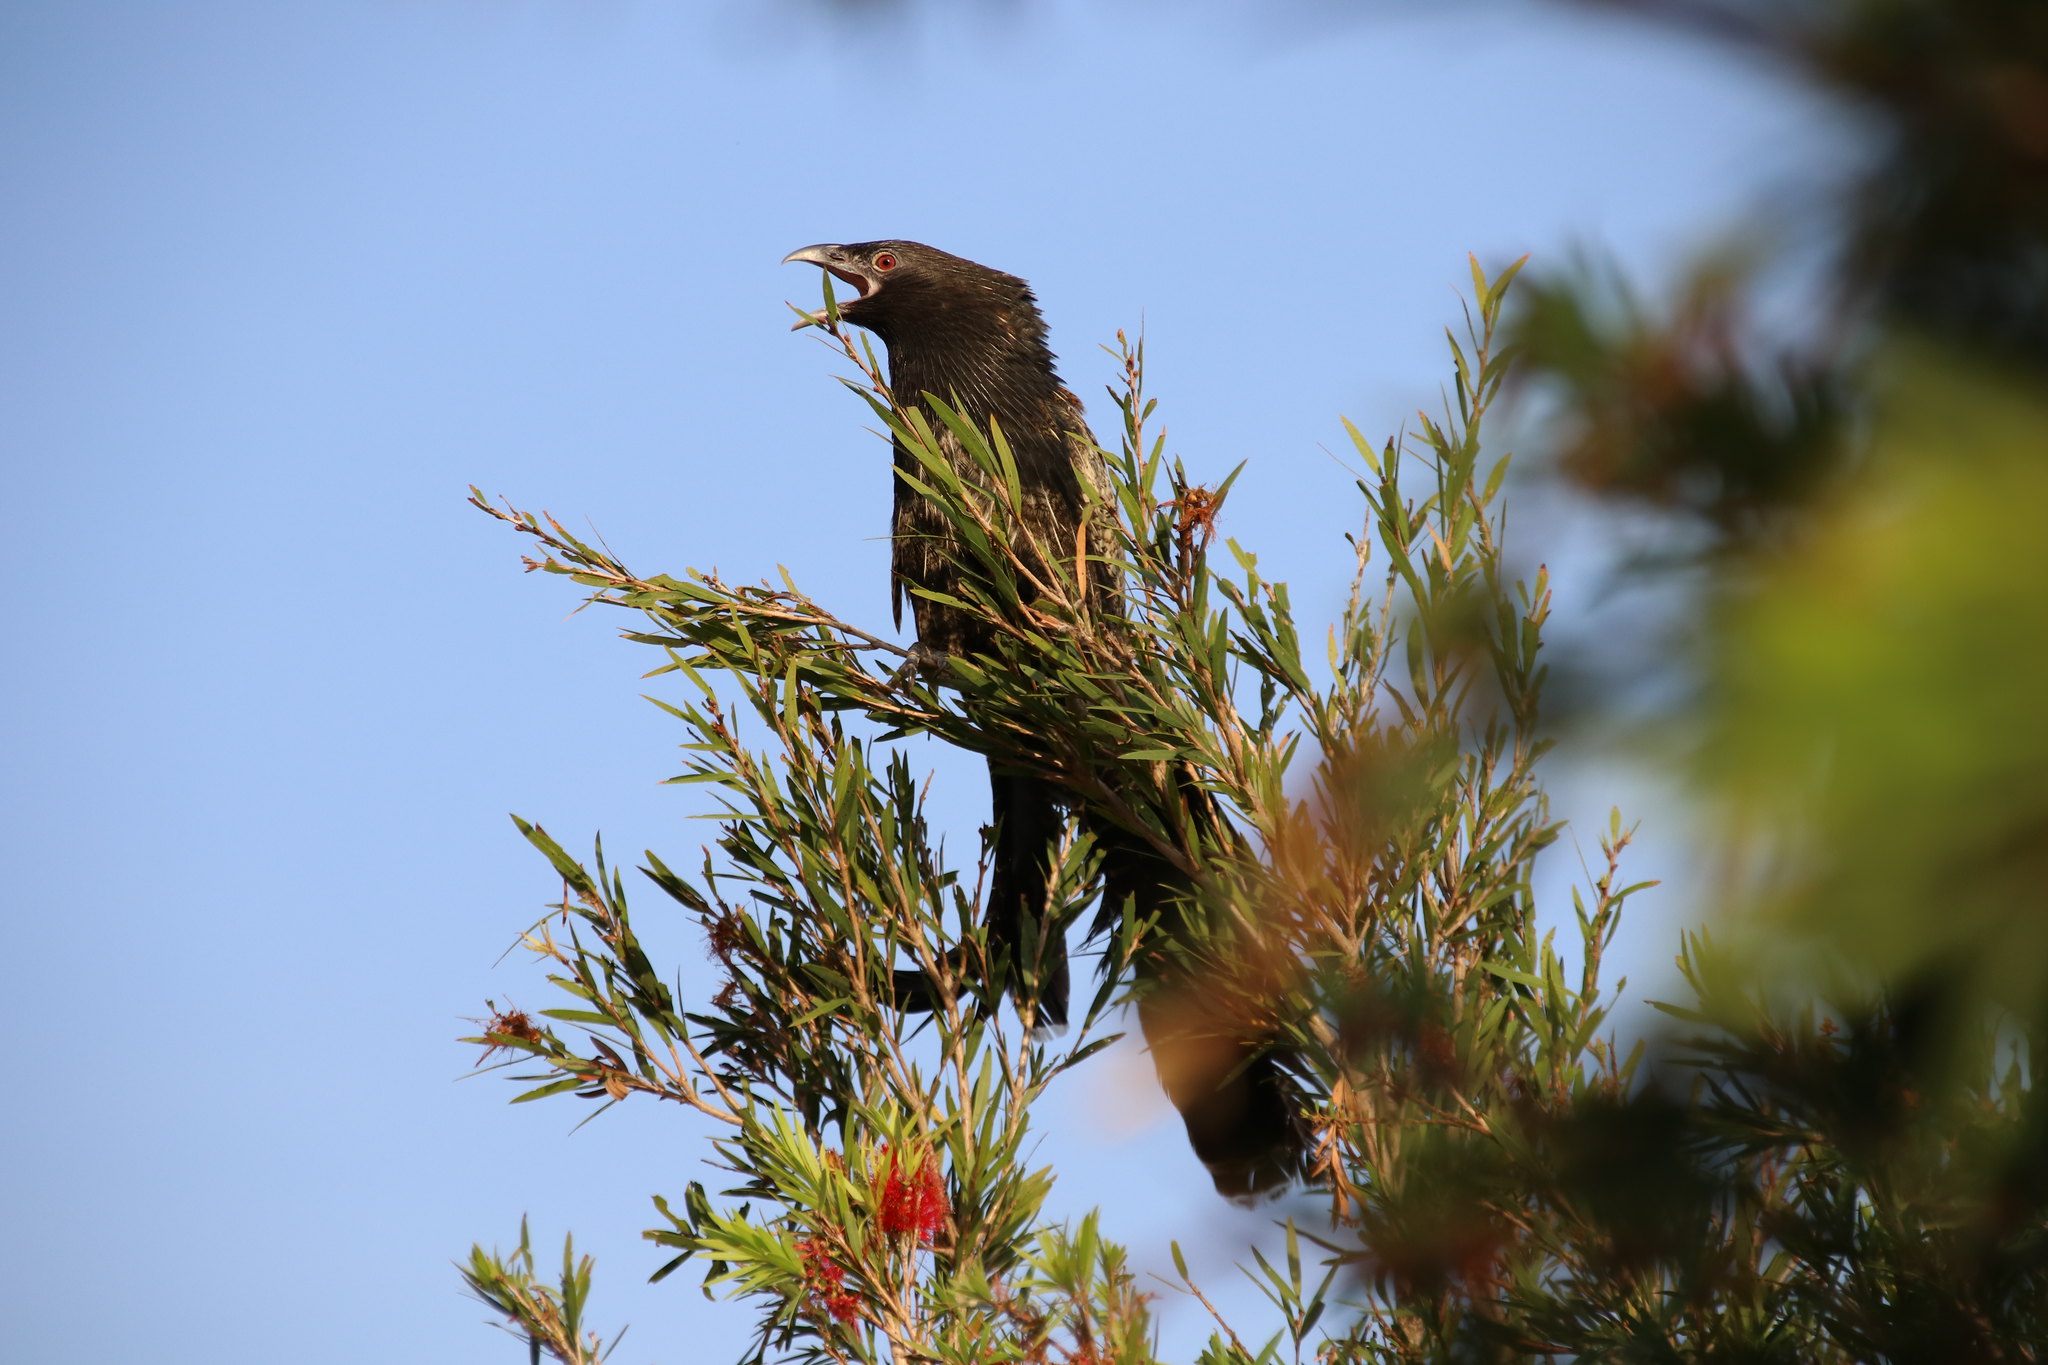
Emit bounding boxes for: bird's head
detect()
[781,240,1041,352]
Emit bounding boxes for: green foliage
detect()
[463,1217,624,1365]
[1702,348,2048,1018]
[464,2,2048,1331]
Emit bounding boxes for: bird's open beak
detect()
[783,244,873,330]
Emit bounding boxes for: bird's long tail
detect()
[890,763,1309,1198]
[1094,798,1309,1201]
[890,766,1069,1031]
[1135,992,1306,1200]
[985,767,1071,1030]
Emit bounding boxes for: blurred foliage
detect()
[1508,251,1851,541]
[1505,0,2048,1068]
[1516,0,2048,508]
[1571,0,2048,364]
[1705,349,2048,1021]
[1498,0,2048,1357]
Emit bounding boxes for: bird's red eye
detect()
[873,252,898,271]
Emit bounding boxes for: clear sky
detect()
[3,2,1833,1360]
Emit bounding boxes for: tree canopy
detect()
[461,4,2048,1358]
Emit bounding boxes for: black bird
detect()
[783,240,1306,1198]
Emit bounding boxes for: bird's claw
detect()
[888,642,951,689]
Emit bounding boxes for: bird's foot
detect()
[888,642,952,689]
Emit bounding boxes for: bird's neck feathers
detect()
[870,277,1065,421]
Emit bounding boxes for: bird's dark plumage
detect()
[784,239,1304,1198]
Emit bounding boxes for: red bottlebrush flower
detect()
[916,1159,949,1241]
[796,1237,862,1324]
[797,1238,844,1286]
[876,1147,951,1244]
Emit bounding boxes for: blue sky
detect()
[3,2,1833,1360]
